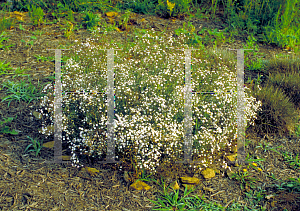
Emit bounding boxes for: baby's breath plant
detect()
[36,29,262,174]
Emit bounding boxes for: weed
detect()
[67,9,75,23]
[0,60,13,76]
[94,17,117,34]
[282,152,300,170]
[155,0,192,18]
[0,58,29,78]
[81,11,100,31]
[60,20,74,39]
[174,20,204,48]
[0,31,14,50]
[24,136,44,157]
[21,36,37,48]
[27,5,45,26]
[1,76,47,107]
[0,15,15,33]
[275,177,300,193]
[18,23,25,31]
[11,67,30,78]
[292,124,300,138]
[119,9,131,31]
[0,116,19,135]
[252,83,298,136]
[32,29,44,36]
[229,168,258,190]
[146,177,198,210]
[34,55,54,63]
[206,28,226,47]
[118,0,157,15]
[255,140,283,153]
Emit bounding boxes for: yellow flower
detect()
[167,0,176,17]
[243,169,247,172]
[257,168,263,171]
[251,163,257,167]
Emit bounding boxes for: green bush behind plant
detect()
[1,0,298,51]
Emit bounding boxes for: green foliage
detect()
[21,36,37,49]
[0,15,15,34]
[229,168,258,190]
[0,60,14,76]
[255,140,283,153]
[282,152,300,170]
[146,177,198,210]
[81,11,100,30]
[275,177,300,193]
[119,9,131,30]
[263,57,300,75]
[174,20,204,48]
[67,9,75,23]
[244,186,267,210]
[267,71,300,106]
[261,0,300,50]
[27,4,45,26]
[251,83,298,136]
[155,0,192,18]
[1,76,47,107]
[24,136,44,157]
[0,116,19,135]
[34,55,54,62]
[118,0,157,15]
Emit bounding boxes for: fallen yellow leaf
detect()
[42,141,54,148]
[115,27,122,32]
[106,12,118,17]
[13,11,25,16]
[85,167,100,176]
[61,155,71,161]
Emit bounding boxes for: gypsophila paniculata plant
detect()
[36,28,262,174]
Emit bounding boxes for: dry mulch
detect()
[0,10,300,211]
[1,131,300,210]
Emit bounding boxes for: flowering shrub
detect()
[36,29,262,174]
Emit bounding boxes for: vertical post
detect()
[46,49,70,164]
[176,48,201,164]
[97,49,121,164]
[237,49,246,165]
[229,48,253,166]
[183,49,193,163]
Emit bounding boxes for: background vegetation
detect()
[0,0,300,210]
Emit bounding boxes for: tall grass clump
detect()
[35,29,262,174]
[263,56,300,75]
[250,83,298,137]
[267,71,300,107]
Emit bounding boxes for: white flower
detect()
[38,31,262,174]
